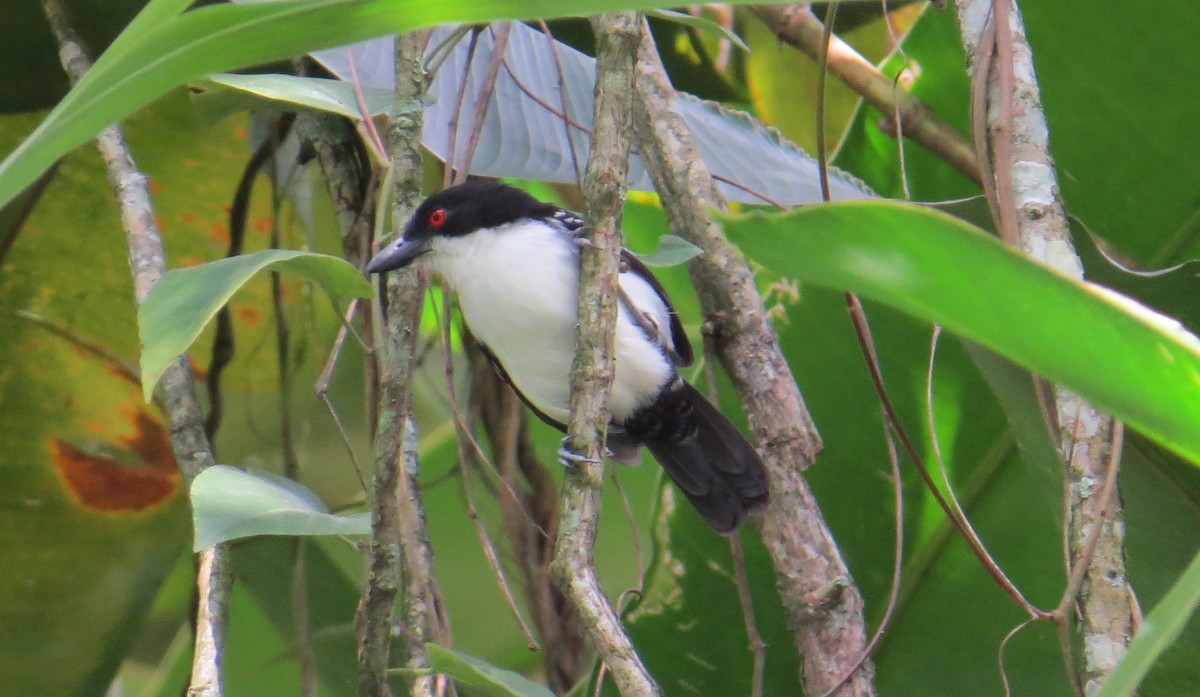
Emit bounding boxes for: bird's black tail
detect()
[627,379,769,533]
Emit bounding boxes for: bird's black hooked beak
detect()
[365,236,431,274]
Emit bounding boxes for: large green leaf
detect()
[138,249,372,401]
[722,201,1200,468]
[0,0,769,206]
[0,93,262,697]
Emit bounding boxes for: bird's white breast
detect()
[427,220,674,424]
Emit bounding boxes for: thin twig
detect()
[550,12,660,697]
[729,535,766,697]
[347,49,388,162]
[316,302,370,493]
[264,151,318,697]
[539,20,584,187]
[998,618,1038,697]
[442,29,481,189]
[450,24,512,186]
[434,288,540,645]
[817,415,906,697]
[40,2,226,695]
[845,294,1048,619]
[814,0,838,202]
[750,4,981,184]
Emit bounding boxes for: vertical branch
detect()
[549,11,659,697]
[40,1,227,695]
[358,31,440,697]
[629,21,876,697]
[956,2,1134,693]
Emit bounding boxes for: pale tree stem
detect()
[629,20,875,697]
[358,31,441,697]
[955,2,1134,694]
[549,11,660,697]
[41,1,228,695]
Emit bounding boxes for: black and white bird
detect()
[366,181,768,532]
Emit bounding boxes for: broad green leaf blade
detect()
[637,234,703,267]
[1097,547,1200,697]
[190,465,369,550]
[195,73,393,120]
[138,249,371,401]
[0,0,773,206]
[426,643,554,697]
[721,200,1200,467]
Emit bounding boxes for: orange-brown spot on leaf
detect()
[87,420,107,436]
[188,355,209,381]
[252,216,273,234]
[184,158,199,168]
[209,222,230,244]
[235,305,261,328]
[149,179,165,194]
[50,410,180,512]
[235,126,248,140]
[180,211,197,224]
[103,361,142,386]
[73,345,89,361]
[155,214,167,232]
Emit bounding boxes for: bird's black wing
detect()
[543,206,693,367]
[619,248,694,367]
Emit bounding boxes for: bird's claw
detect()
[557,436,604,467]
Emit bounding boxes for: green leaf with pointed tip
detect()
[637,233,703,268]
[190,465,369,550]
[194,73,393,121]
[427,643,555,697]
[138,249,371,401]
[721,200,1200,467]
[645,9,749,51]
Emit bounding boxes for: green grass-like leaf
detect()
[194,73,394,120]
[191,466,370,550]
[721,200,1200,467]
[426,643,554,697]
[138,249,372,401]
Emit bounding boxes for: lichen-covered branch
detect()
[630,21,875,697]
[549,11,660,697]
[40,1,227,695]
[358,31,440,697]
[955,2,1133,693]
[750,4,980,184]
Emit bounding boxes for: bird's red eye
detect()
[428,208,447,227]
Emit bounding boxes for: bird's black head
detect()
[366,181,557,274]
